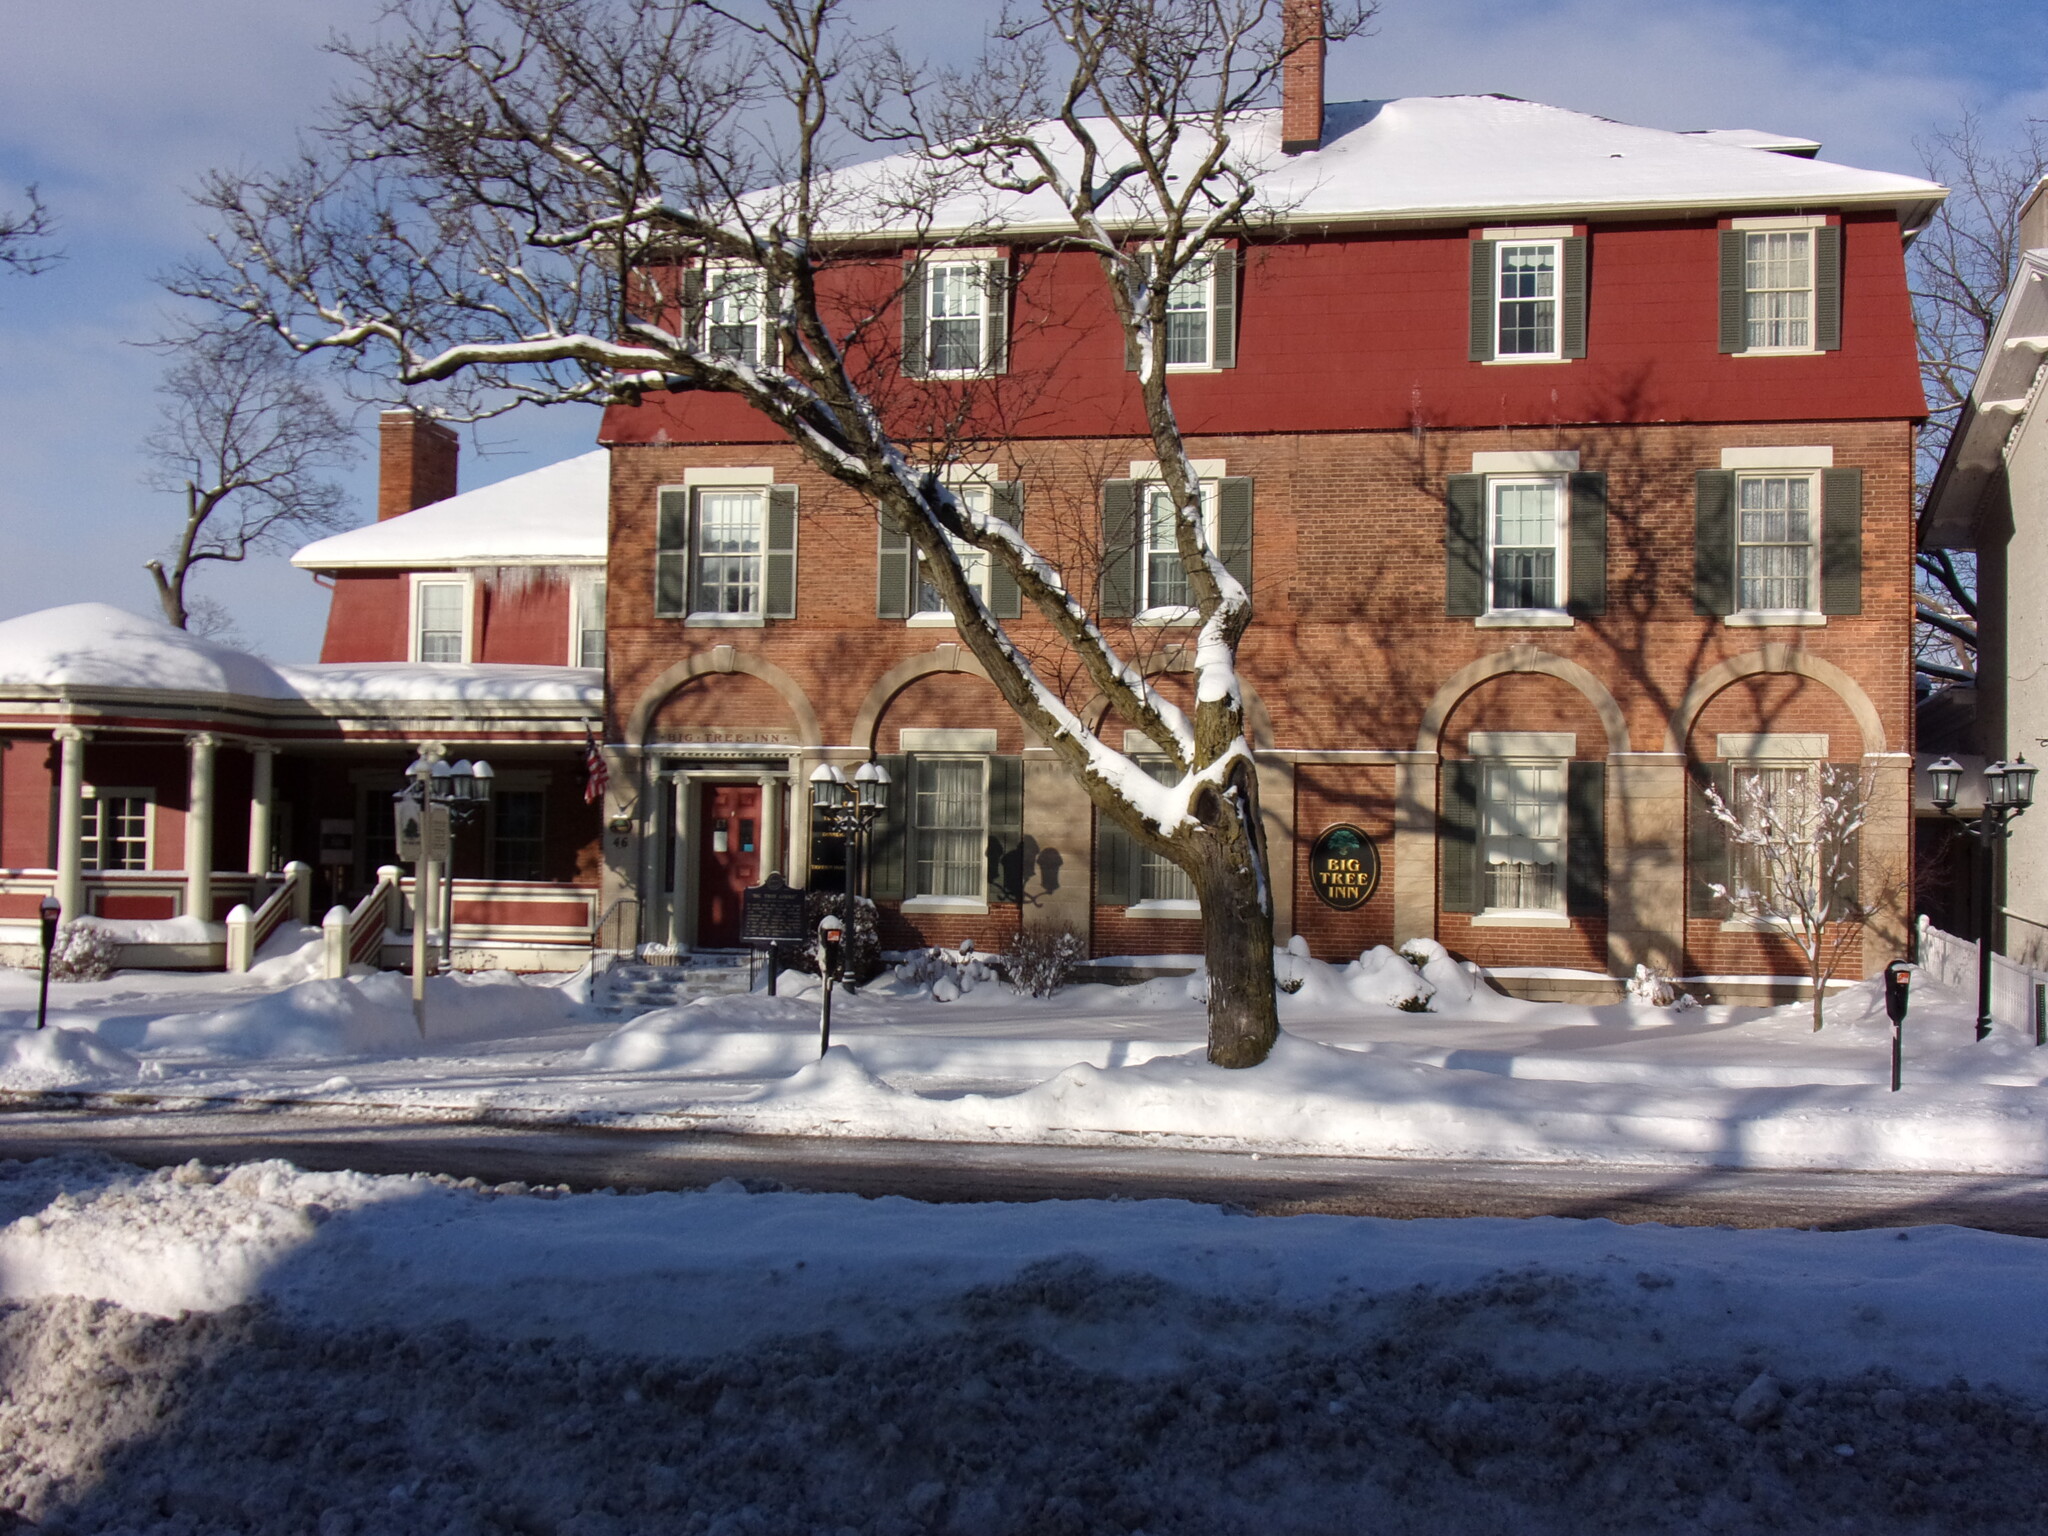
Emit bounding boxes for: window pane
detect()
[1136,758,1195,902]
[1489,481,1559,610]
[1482,763,1563,911]
[577,579,606,669]
[1736,476,1813,610]
[1733,765,1820,905]
[1496,243,1557,356]
[493,790,547,881]
[706,270,762,365]
[928,264,984,372]
[1164,257,1211,367]
[693,490,762,614]
[1144,488,1191,609]
[914,487,991,615]
[1744,231,1812,349]
[417,584,465,662]
[913,757,984,897]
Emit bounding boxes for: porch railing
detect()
[321,864,403,980]
[224,861,313,973]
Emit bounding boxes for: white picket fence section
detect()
[223,862,313,973]
[321,865,404,980]
[1917,915,2048,1032]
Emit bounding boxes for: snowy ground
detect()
[4,936,2047,1176]
[4,1152,2048,1534]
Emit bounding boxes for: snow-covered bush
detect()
[1005,927,1086,998]
[800,892,878,980]
[1275,934,1311,994]
[894,939,994,1002]
[1626,964,1699,1011]
[48,921,120,982]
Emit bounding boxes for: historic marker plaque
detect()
[1308,824,1380,911]
[741,871,809,943]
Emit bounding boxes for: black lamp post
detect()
[809,759,891,901]
[397,751,495,1035]
[1929,753,2038,1040]
[36,895,60,1031]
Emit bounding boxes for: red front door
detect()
[696,783,763,947]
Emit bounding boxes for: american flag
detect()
[583,728,610,806]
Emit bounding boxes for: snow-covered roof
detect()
[293,450,608,572]
[833,97,1944,239]
[1678,128,1823,158]
[0,603,600,710]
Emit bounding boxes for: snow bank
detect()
[0,1027,139,1090]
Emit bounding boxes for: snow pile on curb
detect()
[0,1027,139,1090]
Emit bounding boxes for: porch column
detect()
[757,772,784,881]
[53,726,87,924]
[186,733,218,922]
[247,745,277,875]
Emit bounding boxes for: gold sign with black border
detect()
[1309,823,1380,911]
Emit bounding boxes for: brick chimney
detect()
[1280,0,1325,156]
[377,410,459,521]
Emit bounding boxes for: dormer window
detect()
[901,253,1009,377]
[1719,217,1840,355]
[703,266,771,366]
[1468,228,1587,364]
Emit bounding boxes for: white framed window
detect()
[1729,761,1822,915]
[911,755,987,901]
[926,262,988,374]
[1744,231,1813,352]
[702,265,770,366]
[913,482,992,620]
[1164,254,1217,368]
[1487,476,1567,614]
[569,572,607,669]
[690,488,765,617]
[1496,241,1562,359]
[410,576,472,663]
[491,789,548,881]
[1481,760,1565,915]
[1139,481,1218,616]
[80,787,153,872]
[1735,472,1816,613]
[1134,758,1195,905]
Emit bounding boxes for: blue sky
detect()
[1,0,2042,660]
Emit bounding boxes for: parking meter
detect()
[817,916,845,1057]
[36,896,60,1032]
[1884,960,1911,1092]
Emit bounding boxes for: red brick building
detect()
[590,85,1941,996]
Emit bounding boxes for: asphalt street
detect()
[6,1098,2048,1234]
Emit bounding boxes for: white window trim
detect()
[1721,446,1833,469]
[1476,754,1571,923]
[1125,898,1202,920]
[1483,474,1570,620]
[700,261,773,368]
[80,785,156,874]
[408,573,474,664]
[1137,479,1220,618]
[1732,223,1823,356]
[567,568,606,669]
[921,252,1002,378]
[1479,225,1575,241]
[1490,237,1566,364]
[1717,734,1829,761]
[682,484,769,626]
[681,466,776,488]
[1728,468,1822,624]
[1729,215,1829,231]
[1717,758,1826,932]
[1472,451,1579,474]
[906,753,989,906]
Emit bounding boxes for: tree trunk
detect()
[144,559,189,630]
[1185,765,1280,1068]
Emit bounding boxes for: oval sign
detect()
[1309,823,1380,911]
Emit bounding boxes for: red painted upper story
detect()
[600,209,1926,449]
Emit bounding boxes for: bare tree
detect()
[0,185,59,275]
[1705,768,1904,1032]
[141,328,358,631]
[177,0,1366,1067]
[1908,113,2048,687]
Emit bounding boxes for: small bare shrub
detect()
[1004,927,1087,998]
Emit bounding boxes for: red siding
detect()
[321,572,410,663]
[478,577,572,665]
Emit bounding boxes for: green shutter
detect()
[986,754,1025,903]
[1689,764,1734,919]
[1445,474,1486,617]
[868,754,909,900]
[1216,476,1253,594]
[1211,246,1238,368]
[988,482,1023,619]
[1822,763,1861,916]
[982,258,1009,374]
[876,509,913,619]
[1718,229,1747,354]
[1441,759,1482,914]
[1100,480,1138,618]
[1560,235,1588,359]
[1096,808,1136,906]
[1567,760,1606,918]
[681,268,706,351]
[655,488,689,616]
[1694,470,1736,616]
[901,259,928,378]
[1567,471,1607,617]
[764,486,798,619]
[1468,240,1496,362]
[1821,467,1862,616]
[1813,224,1842,352]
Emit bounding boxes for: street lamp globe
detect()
[1985,759,2011,808]
[471,759,495,801]
[809,761,849,809]
[1927,755,1964,811]
[2006,755,2038,811]
[853,759,890,810]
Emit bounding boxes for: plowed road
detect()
[6,1100,2048,1235]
